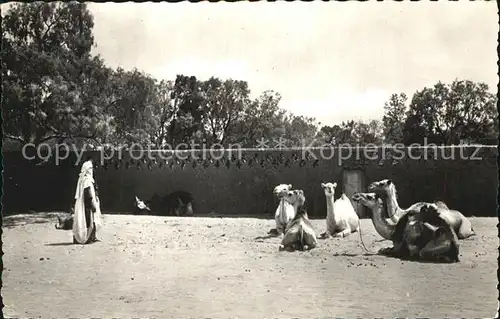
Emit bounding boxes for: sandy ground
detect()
[2,213,498,318]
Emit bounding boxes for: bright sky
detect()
[5,2,499,126]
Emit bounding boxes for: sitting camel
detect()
[280,200,318,251]
[352,192,460,263]
[269,184,300,236]
[319,182,359,239]
[368,179,475,239]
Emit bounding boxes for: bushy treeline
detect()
[3,2,498,151]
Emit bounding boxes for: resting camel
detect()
[280,200,318,251]
[319,182,359,239]
[352,192,460,263]
[368,179,475,239]
[269,184,300,236]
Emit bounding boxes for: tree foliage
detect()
[199,77,250,145]
[3,3,497,150]
[382,93,407,144]
[401,80,498,145]
[317,120,384,146]
[2,2,103,145]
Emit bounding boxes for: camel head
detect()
[367,179,394,197]
[321,182,337,198]
[352,192,379,209]
[292,189,306,206]
[420,203,439,219]
[274,184,293,198]
[282,189,305,206]
[434,200,449,210]
[352,192,381,218]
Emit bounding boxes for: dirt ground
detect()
[2,213,498,318]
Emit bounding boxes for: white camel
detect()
[368,179,475,239]
[271,184,297,236]
[273,184,293,198]
[319,182,359,238]
[276,188,307,235]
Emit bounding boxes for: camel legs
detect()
[302,227,318,249]
[280,226,301,251]
[318,230,332,239]
[276,227,285,236]
[378,241,407,258]
[281,227,299,245]
[281,225,317,251]
[332,227,353,238]
[419,226,460,263]
[419,239,459,262]
[457,219,475,239]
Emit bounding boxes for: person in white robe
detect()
[73,158,102,244]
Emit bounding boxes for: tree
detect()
[356,119,384,145]
[167,75,205,145]
[317,120,384,146]
[2,2,109,146]
[148,80,177,148]
[199,77,250,145]
[104,68,162,146]
[230,90,288,147]
[402,80,498,145]
[282,114,319,147]
[382,93,407,144]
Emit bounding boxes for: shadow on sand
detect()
[3,213,56,228]
[332,252,379,257]
[45,242,75,246]
[377,251,459,264]
[254,234,279,241]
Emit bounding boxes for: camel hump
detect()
[434,200,449,209]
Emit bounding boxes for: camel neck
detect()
[371,202,395,240]
[280,198,286,215]
[384,189,400,218]
[326,195,337,221]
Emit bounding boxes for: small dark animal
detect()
[55,211,74,230]
[145,193,163,213]
[145,191,194,216]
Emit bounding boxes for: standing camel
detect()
[368,179,475,239]
[319,182,359,239]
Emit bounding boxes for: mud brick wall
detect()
[2,146,498,218]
